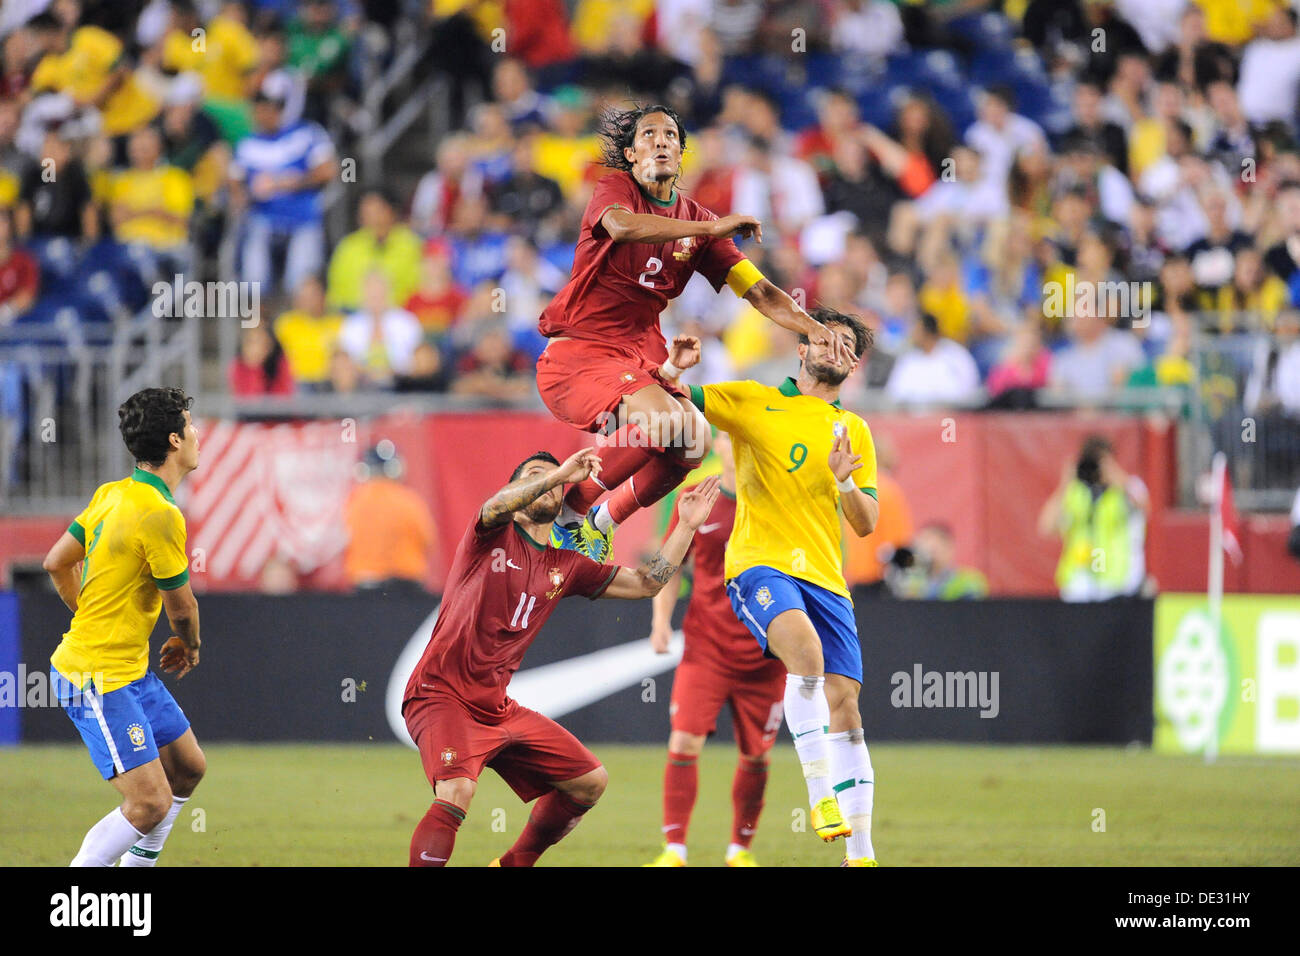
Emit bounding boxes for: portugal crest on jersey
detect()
[673,236,695,261]
[546,568,565,599]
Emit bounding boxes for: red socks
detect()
[563,423,653,516]
[497,791,595,867]
[731,757,769,849]
[409,799,465,867]
[606,453,694,525]
[662,751,699,846]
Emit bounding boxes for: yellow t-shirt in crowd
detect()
[110,166,195,249]
[31,27,159,136]
[274,309,345,383]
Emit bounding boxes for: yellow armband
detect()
[725,259,765,297]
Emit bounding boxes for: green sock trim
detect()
[127,845,160,859]
[434,799,467,821]
[668,757,697,767]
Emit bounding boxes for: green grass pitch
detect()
[3,742,1297,866]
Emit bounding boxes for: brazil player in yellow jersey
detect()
[42,387,205,867]
[686,306,881,866]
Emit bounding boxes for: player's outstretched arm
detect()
[743,278,855,369]
[648,563,684,653]
[600,207,760,245]
[832,434,879,537]
[602,477,721,599]
[479,448,601,530]
[159,582,201,679]
[42,531,86,613]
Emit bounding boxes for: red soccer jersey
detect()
[537,171,749,361]
[667,489,771,674]
[403,515,618,722]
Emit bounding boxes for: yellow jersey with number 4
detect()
[51,468,190,691]
[688,377,877,599]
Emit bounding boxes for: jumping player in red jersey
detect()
[537,103,853,560]
[641,431,787,867]
[402,445,721,867]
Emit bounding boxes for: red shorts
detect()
[404,693,601,803]
[669,658,787,756]
[536,337,689,433]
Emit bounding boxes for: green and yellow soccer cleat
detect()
[726,849,760,867]
[811,797,852,843]
[642,846,686,867]
[574,512,614,562]
[840,857,878,867]
[549,520,581,551]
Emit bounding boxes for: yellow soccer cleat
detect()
[726,849,759,867]
[642,846,686,867]
[811,797,852,842]
[575,512,614,562]
[841,857,878,867]
[489,858,501,867]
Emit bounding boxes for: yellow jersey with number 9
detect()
[50,468,190,691]
[689,377,877,599]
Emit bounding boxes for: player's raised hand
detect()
[556,447,602,485]
[677,475,722,530]
[710,214,762,243]
[649,621,673,655]
[667,334,702,372]
[809,320,856,371]
[829,432,862,484]
[159,636,199,679]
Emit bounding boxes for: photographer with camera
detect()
[1037,435,1150,602]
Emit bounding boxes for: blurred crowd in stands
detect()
[2,0,1300,488]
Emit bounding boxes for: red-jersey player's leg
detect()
[661,660,727,853]
[726,661,788,853]
[488,705,605,867]
[405,694,507,867]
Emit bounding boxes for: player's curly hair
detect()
[118,387,193,467]
[799,306,874,358]
[510,450,560,483]
[597,104,688,174]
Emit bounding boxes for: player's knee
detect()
[573,766,608,804]
[176,746,206,794]
[668,731,705,756]
[436,777,476,811]
[127,788,172,832]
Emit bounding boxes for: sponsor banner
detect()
[16,589,1154,744]
[1154,594,1300,755]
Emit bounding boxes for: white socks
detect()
[592,501,616,535]
[784,674,833,805]
[829,728,876,860]
[558,502,583,528]
[70,807,145,867]
[120,795,188,867]
[666,842,687,863]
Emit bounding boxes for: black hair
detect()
[597,104,687,174]
[510,450,559,483]
[918,312,940,338]
[798,306,873,358]
[118,387,193,467]
[985,84,1016,109]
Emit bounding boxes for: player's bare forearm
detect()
[479,471,564,529]
[841,489,879,537]
[162,584,201,650]
[743,278,818,336]
[601,208,714,245]
[604,524,694,599]
[42,531,85,613]
[650,565,682,630]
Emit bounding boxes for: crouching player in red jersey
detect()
[402,446,721,867]
[643,430,787,867]
[536,103,852,560]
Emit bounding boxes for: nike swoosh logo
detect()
[699,523,723,534]
[420,852,447,862]
[507,560,522,570]
[386,603,684,747]
[764,405,787,412]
